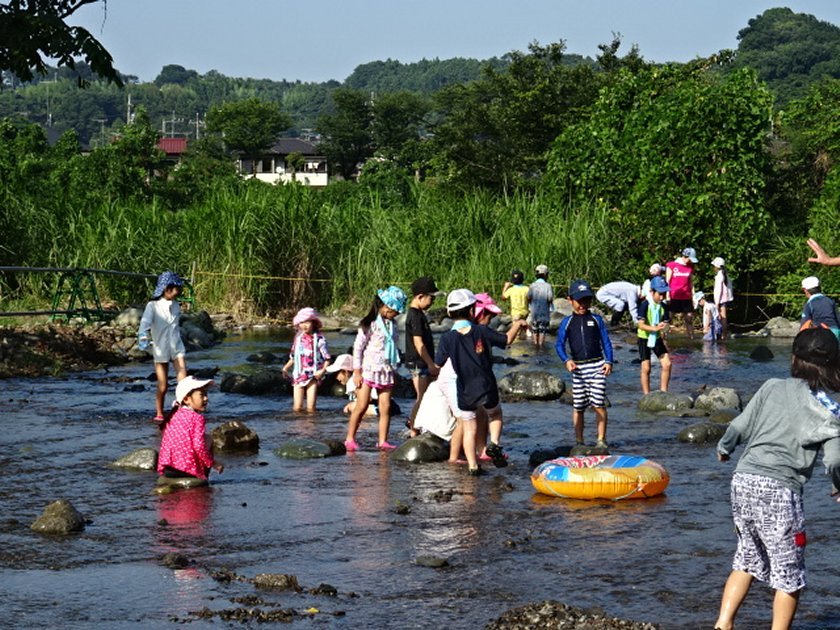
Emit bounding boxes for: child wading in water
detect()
[404,277,442,437]
[282,307,331,412]
[344,286,406,451]
[714,328,840,630]
[435,289,524,475]
[157,376,224,481]
[555,279,613,448]
[138,271,188,424]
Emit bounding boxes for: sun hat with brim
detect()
[176,376,214,405]
[474,292,502,319]
[447,288,477,313]
[650,276,669,294]
[535,264,549,275]
[568,279,594,301]
[693,291,705,309]
[649,263,663,276]
[292,307,322,328]
[326,353,353,373]
[377,286,407,313]
[711,257,725,268]
[802,276,820,291]
[793,327,839,365]
[152,271,184,299]
[681,247,699,264]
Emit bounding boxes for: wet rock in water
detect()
[677,422,728,444]
[160,552,190,569]
[211,420,259,453]
[761,317,800,338]
[570,443,609,456]
[709,408,740,424]
[529,447,563,468]
[275,439,333,459]
[323,438,348,456]
[637,391,693,413]
[189,366,219,380]
[492,355,522,366]
[308,583,338,596]
[154,476,208,494]
[189,606,297,623]
[111,447,158,471]
[498,370,565,401]
[31,499,85,535]
[219,370,290,396]
[390,433,449,463]
[487,600,659,630]
[415,555,449,568]
[123,383,146,392]
[253,573,302,591]
[750,345,775,362]
[246,351,278,364]
[694,387,742,412]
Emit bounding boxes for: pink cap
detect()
[292,307,321,328]
[474,292,502,319]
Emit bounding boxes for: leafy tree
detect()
[154,64,199,87]
[370,91,429,163]
[205,97,291,172]
[0,0,122,86]
[316,88,373,180]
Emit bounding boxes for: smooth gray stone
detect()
[111,447,158,471]
[253,573,301,591]
[220,370,290,395]
[390,433,449,463]
[155,476,208,489]
[677,422,728,444]
[637,391,693,413]
[211,420,260,453]
[31,499,85,535]
[415,555,449,568]
[709,408,740,424]
[498,370,565,401]
[275,439,333,459]
[694,387,742,412]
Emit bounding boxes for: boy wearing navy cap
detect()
[555,279,614,449]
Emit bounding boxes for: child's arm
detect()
[315,337,330,379]
[504,320,526,346]
[597,315,613,376]
[637,318,668,333]
[413,336,440,376]
[554,317,575,371]
[281,357,294,378]
[137,302,154,348]
[502,282,512,298]
[352,327,369,388]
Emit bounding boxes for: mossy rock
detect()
[275,439,333,459]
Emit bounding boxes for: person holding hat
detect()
[637,275,672,394]
[138,271,188,424]
[502,269,530,340]
[435,289,525,475]
[344,286,407,451]
[666,248,698,338]
[282,307,331,412]
[714,327,840,630]
[405,277,443,436]
[800,276,840,340]
[157,376,223,481]
[528,264,554,349]
[556,279,614,449]
[712,257,734,340]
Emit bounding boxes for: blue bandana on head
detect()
[377,286,406,314]
[152,271,184,299]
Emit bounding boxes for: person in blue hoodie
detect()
[555,279,614,449]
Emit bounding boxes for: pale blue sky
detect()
[74,1,840,83]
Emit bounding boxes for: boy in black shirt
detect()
[435,289,524,475]
[405,277,442,436]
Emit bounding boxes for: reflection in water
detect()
[700,342,731,370]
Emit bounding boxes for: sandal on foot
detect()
[485,442,508,468]
[344,439,359,452]
[468,466,485,477]
[377,441,397,451]
[595,439,609,449]
[152,415,165,425]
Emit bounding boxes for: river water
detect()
[1,329,839,629]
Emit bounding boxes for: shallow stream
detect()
[1,329,839,629]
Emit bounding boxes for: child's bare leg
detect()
[640,360,651,395]
[714,570,753,630]
[720,305,729,340]
[154,362,169,417]
[292,385,305,412]
[486,405,503,446]
[172,356,187,381]
[376,390,392,445]
[572,408,585,443]
[408,374,430,435]
[685,311,695,338]
[449,421,464,462]
[462,418,478,470]
[476,408,488,458]
[771,589,800,630]
[305,380,318,412]
[594,406,608,442]
[345,384,372,443]
[660,354,672,391]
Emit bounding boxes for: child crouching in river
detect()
[157,376,223,481]
[714,328,840,630]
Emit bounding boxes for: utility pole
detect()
[94,118,107,147]
[126,93,133,125]
[192,112,205,141]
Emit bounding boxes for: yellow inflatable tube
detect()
[531,455,669,500]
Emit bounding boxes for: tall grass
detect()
[2,180,624,316]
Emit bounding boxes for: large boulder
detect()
[211,420,259,453]
[275,439,344,459]
[637,391,693,413]
[694,387,742,412]
[761,317,800,338]
[677,422,728,444]
[220,370,290,396]
[114,307,143,329]
[180,322,214,349]
[709,408,740,424]
[31,499,86,535]
[111,447,158,471]
[749,345,775,362]
[498,370,565,401]
[390,433,449,463]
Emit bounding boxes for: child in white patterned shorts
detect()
[714,327,840,630]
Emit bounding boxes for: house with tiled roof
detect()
[157,137,188,161]
[238,138,328,187]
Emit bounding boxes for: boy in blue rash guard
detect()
[555,279,614,448]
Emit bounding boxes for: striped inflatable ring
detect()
[531,455,669,500]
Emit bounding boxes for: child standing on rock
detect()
[344,286,406,451]
[157,376,223,481]
[404,277,442,437]
[138,271,188,424]
[282,307,331,412]
[714,328,840,630]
